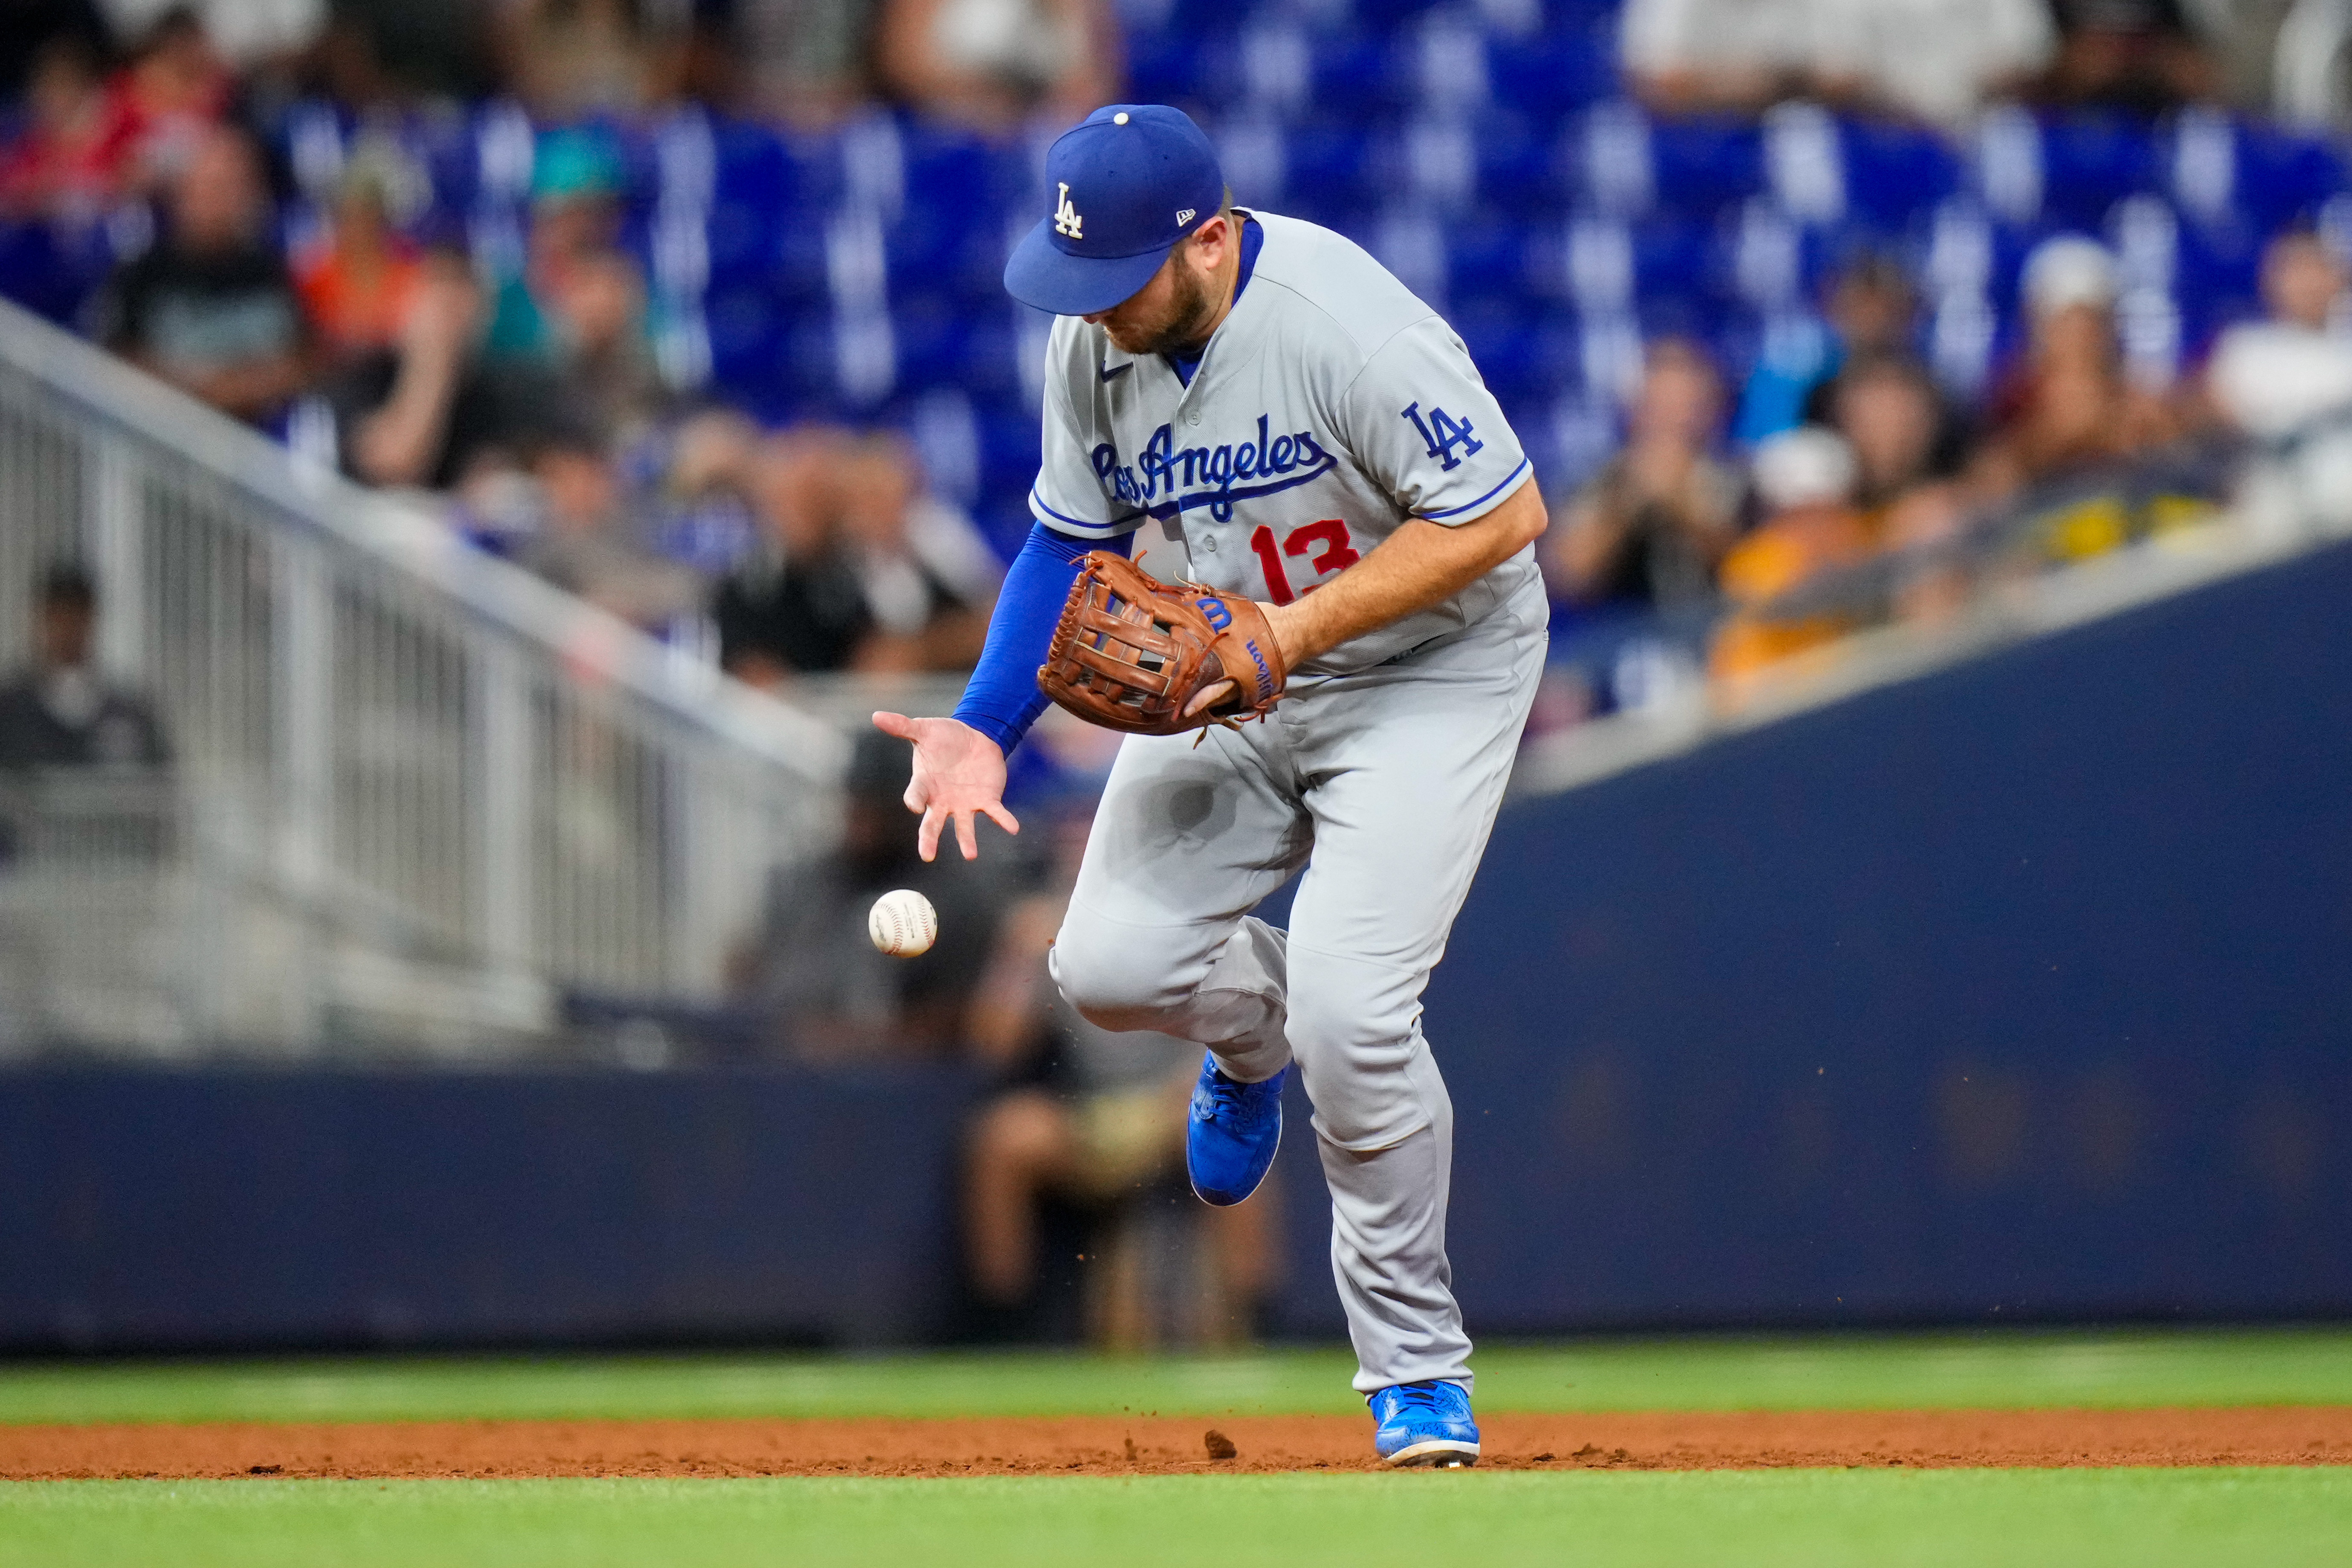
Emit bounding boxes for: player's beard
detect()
[1108,258,1221,359]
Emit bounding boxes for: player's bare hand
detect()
[871,711,1019,863]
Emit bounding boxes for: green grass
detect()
[5,1471,2349,1568]
[8,1333,2347,1563]
[2,1327,2348,1426]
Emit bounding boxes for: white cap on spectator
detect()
[1752,426,1856,511]
[2022,235,2121,319]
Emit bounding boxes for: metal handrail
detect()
[0,294,868,1046]
[0,298,846,782]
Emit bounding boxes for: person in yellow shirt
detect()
[1711,426,1877,682]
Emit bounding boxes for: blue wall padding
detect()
[1267,536,2352,1334]
[0,1065,976,1351]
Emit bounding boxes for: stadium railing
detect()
[0,296,848,1054]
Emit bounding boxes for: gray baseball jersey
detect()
[1030,210,1538,675]
[1033,208,1552,1400]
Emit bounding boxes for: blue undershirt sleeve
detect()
[951,522,1131,755]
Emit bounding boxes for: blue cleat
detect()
[1186,1053,1285,1206]
[1369,1380,1481,1468]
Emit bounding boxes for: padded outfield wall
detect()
[3,540,2349,1351]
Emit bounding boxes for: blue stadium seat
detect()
[1487,31,1617,121]
[890,295,968,391]
[1318,30,1407,116]
[2227,120,2348,234]
[1465,110,1562,209]
[2037,112,2160,229]
[0,219,106,326]
[1127,32,1215,106]
[1353,0,1451,29]
[1646,116,1764,220]
[708,119,796,210]
[700,195,776,284]
[1445,218,1530,300]
[1451,299,1563,399]
[1279,119,1379,219]
[1629,213,1715,306]
[2172,216,2264,352]
[1840,118,1961,234]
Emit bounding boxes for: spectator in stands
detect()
[498,0,658,119]
[736,0,881,125]
[1710,426,1876,681]
[712,427,886,684]
[2205,229,2352,441]
[0,0,110,101]
[875,0,1118,132]
[125,0,329,79]
[960,800,1274,1344]
[483,128,624,365]
[2201,228,2352,530]
[1621,0,2055,128]
[1830,352,1965,517]
[737,729,1008,1060]
[1737,252,1959,450]
[0,565,168,772]
[549,246,667,449]
[96,125,314,426]
[310,0,499,104]
[0,35,132,221]
[290,144,424,366]
[482,126,666,444]
[1545,338,1745,614]
[102,6,230,194]
[1979,235,2179,494]
[513,426,703,630]
[835,432,998,672]
[2034,0,2221,116]
[1832,353,1984,623]
[649,407,763,577]
[298,12,406,114]
[330,243,571,493]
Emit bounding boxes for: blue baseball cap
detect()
[1003,104,1225,317]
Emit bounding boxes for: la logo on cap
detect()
[1053,182,1083,239]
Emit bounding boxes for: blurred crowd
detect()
[1537,220,2352,720]
[1622,0,2259,128]
[5,2,2350,705]
[0,1,1059,683]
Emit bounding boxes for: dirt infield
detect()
[5,1408,2350,1479]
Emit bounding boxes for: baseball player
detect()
[873,104,1546,1467]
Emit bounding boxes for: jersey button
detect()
[1186,409,1201,426]
[1200,535,1218,553]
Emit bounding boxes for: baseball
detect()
[867,889,937,957]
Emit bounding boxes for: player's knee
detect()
[1048,923,1191,1033]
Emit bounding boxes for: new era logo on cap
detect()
[1003,105,1226,317]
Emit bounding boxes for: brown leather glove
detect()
[1037,552,1288,735]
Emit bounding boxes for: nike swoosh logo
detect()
[1100,362,1132,383]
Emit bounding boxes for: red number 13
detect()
[1248,520,1361,606]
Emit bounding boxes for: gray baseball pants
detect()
[1049,585,1547,1394]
